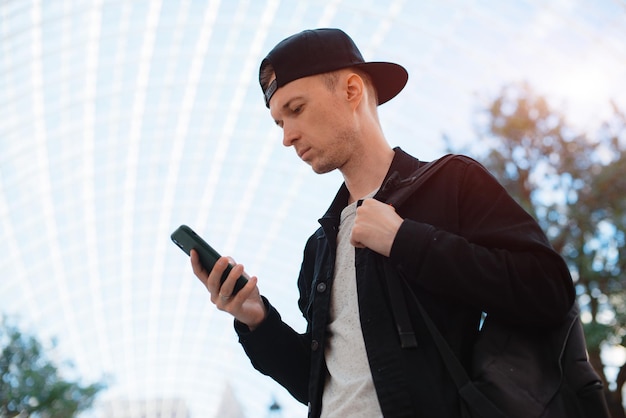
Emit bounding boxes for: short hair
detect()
[259,61,275,92]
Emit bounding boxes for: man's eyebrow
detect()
[273,96,306,126]
[282,96,305,111]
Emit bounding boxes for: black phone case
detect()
[171,224,248,295]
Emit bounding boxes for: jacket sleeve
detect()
[388,157,575,326]
[235,297,311,404]
[235,232,321,405]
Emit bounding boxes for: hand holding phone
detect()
[171,225,248,295]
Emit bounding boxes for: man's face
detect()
[268,73,359,174]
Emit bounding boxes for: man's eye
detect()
[292,105,303,114]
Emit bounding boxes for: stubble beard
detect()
[310,127,358,175]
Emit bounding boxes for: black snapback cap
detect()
[260,28,408,108]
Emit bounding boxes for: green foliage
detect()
[0,316,106,418]
[453,82,626,414]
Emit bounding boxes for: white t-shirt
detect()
[321,193,383,418]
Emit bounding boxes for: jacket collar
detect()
[375,147,424,202]
[319,147,423,227]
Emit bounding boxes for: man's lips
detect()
[297,147,311,160]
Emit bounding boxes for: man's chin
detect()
[311,164,336,175]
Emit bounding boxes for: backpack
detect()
[392,268,610,418]
[380,153,611,417]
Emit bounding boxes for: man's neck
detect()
[343,146,395,204]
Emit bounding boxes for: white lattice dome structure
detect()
[1,1,625,416]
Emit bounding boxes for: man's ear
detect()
[345,73,364,109]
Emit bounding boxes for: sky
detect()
[1,0,625,417]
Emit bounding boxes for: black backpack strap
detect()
[409,287,505,418]
[384,262,505,418]
[385,263,418,348]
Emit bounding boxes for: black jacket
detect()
[236,148,575,417]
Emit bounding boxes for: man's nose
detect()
[282,123,299,147]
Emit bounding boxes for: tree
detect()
[0,316,106,417]
[450,83,626,417]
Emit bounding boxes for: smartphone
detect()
[171,224,248,295]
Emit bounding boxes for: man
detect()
[191,28,575,417]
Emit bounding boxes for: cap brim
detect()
[356,62,408,105]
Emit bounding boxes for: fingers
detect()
[350,199,377,247]
[190,249,206,278]
[189,250,266,328]
[350,198,402,257]
[215,269,249,307]
[224,276,268,330]
[190,249,232,293]
[205,257,233,295]
[213,271,267,329]
[350,229,365,248]
[195,254,244,303]
[214,262,244,302]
